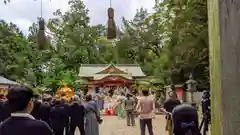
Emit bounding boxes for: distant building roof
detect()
[79,64,146,77]
[0,76,19,85]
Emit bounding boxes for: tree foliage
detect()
[0,0,209,92]
[116,0,209,86]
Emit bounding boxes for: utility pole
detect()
[208,0,240,135]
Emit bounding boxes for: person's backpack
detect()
[125,98,134,109]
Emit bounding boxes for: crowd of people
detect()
[0,86,102,135]
[0,86,203,135]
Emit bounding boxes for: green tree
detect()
[155,0,209,85]
[115,0,209,86]
[1,0,209,92]
[0,20,37,85]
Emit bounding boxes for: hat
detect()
[7,86,33,100]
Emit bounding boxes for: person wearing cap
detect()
[0,86,53,135]
[68,95,85,135]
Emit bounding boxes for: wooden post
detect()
[208,0,240,135]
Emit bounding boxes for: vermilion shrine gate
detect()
[78,64,146,93]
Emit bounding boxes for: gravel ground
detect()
[73,115,168,135]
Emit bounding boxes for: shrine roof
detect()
[93,74,133,80]
[0,76,19,85]
[78,64,146,77]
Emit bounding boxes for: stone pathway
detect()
[74,115,168,135]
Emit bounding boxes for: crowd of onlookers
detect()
[0,86,202,135]
[0,85,165,135]
[0,86,102,135]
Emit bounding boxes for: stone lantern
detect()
[185,73,198,103]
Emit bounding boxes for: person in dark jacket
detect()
[30,94,42,120]
[172,104,201,135]
[0,94,10,122]
[50,99,69,135]
[68,95,85,135]
[0,94,5,107]
[0,100,11,122]
[40,97,52,126]
[60,98,70,135]
[0,86,53,135]
[162,91,181,135]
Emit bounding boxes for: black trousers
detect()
[68,122,85,135]
[53,127,64,135]
[140,119,154,135]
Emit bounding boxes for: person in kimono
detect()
[115,95,122,118]
[98,92,104,110]
[84,94,101,135]
[0,86,53,135]
[119,93,126,118]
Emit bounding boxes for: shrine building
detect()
[78,64,146,93]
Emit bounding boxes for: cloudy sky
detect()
[0,0,155,34]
